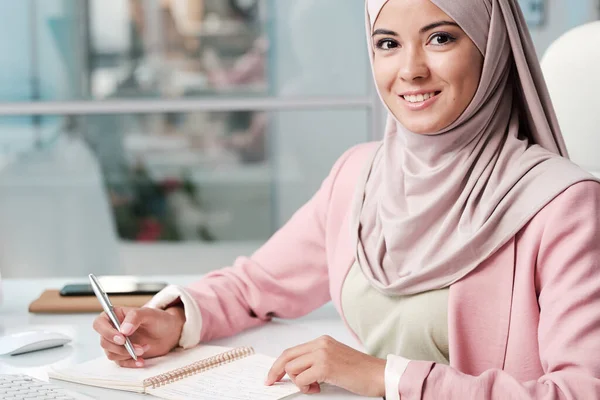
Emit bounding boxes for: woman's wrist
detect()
[146,286,203,349]
[165,305,186,347]
[371,357,387,397]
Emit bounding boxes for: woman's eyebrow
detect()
[419,21,460,33]
[372,29,397,37]
[372,21,459,37]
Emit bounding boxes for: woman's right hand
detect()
[92,306,186,368]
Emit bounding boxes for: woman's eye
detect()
[376,39,399,50]
[429,33,456,46]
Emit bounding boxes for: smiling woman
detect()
[371,0,483,134]
[91,1,600,399]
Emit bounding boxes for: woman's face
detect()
[372,0,484,134]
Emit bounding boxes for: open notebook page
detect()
[48,345,232,393]
[148,353,300,400]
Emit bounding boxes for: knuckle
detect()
[101,337,121,352]
[127,309,139,322]
[284,363,293,374]
[318,335,332,346]
[93,315,113,334]
[92,316,103,331]
[112,306,124,315]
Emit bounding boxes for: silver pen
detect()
[89,273,138,361]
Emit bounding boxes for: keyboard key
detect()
[0,374,91,400]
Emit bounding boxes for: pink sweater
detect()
[172,143,600,399]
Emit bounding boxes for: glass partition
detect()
[0,108,369,277]
[1,0,369,102]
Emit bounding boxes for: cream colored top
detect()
[341,261,450,364]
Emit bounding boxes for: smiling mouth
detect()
[401,91,442,103]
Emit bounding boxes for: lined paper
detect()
[148,354,300,400]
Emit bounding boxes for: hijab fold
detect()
[354,0,598,296]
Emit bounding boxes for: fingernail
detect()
[135,360,144,368]
[142,344,151,352]
[113,335,125,345]
[121,323,134,335]
[134,346,144,356]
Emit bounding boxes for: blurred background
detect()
[0,0,598,278]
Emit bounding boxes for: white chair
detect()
[541,21,600,178]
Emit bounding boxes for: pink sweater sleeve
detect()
[397,181,600,399]
[184,147,357,343]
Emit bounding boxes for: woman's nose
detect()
[397,48,429,82]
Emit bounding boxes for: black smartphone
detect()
[59,281,168,296]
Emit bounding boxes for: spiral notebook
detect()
[48,345,300,400]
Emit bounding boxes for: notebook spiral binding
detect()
[143,346,255,389]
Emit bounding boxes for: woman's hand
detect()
[265,335,386,397]
[92,306,185,368]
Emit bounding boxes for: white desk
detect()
[0,276,375,399]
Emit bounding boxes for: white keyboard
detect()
[0,374,93,400]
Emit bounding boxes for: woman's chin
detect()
[388,109,446,135]
[399,120,445,135]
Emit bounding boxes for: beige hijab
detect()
[353,0,599,296]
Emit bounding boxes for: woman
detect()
[93,0,600,398]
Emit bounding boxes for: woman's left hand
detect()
[265,335,386,397]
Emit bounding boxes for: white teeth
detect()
[403,92,437,103]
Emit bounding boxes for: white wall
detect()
[521,0,600,57]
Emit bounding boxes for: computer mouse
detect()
[0,330,71,356]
